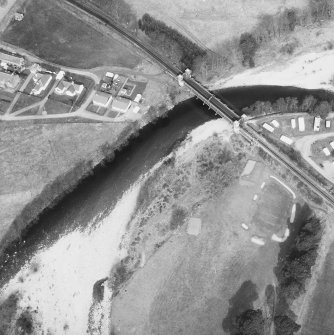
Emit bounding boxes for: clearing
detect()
[127,0,305,48]
[110,131,299,334]
[1,0,141,69]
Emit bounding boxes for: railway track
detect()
[65,0,334,208]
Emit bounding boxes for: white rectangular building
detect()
[326,120,331,128]
[280,135,293,145]
[263,123,274,133]
[314,116,321,132]
[291,119,296,129]
[330,141,334,149]
[323,147,331,156]
[298,117,305,132]
[271,119,280,128]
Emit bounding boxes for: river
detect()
[0,85,333,333]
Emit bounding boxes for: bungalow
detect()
[0,71,20,89]
[111,97,131,113]
[263,123,274,133]
[92,91,112,107]
[31,73,52,95]
[55,80,84,97]
[298,117,305,132]
[0,52,24,68]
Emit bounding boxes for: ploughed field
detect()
[1,0,141,68]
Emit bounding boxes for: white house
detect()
[291,119,296,129]
[323,147,331,156]
[330,141,334,149]
[314,116,321,132]
[271,119,280,128]
[280,135,293,145]
[263,123,274,132]
[326,120,331,128]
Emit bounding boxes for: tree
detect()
[236,309,265,335]
[313,101,331,118]
[300,95,317,113]
[239,33,258,67]
[274,315,301,335]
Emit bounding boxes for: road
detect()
[60,0,334,208]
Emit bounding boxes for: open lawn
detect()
[301,242,334,335]
[44,99,72,114]
[1,0,141,69]
[12,93,42,113]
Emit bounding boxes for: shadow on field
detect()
[222,280,259,334]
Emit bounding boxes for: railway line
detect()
[65,0,334,208]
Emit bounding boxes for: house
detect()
[0,52,24,68]
[55,80,84,97]
[330,141,334,149]
[326,120,331,128]
[323,147,331,156]
[314,116,321,131]
[298,117,305,132]
[280,135,293,145]
[0,71,20,89]
[291,119,296,129]
[105,72,114,78]
[111,97,131,113]
[92,91,112,107]
[31,73,52,95]
[262,123,274,132]
[271,119,279,128]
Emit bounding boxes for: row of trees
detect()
[276,215,322,302]
[242,95,334,119]
[138,13,206,69]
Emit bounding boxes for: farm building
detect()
[323,147,331,156]
[31,73,52,95]
[298,117,305,131]
[0,71,20,89]
[271,120,279,128]
[291,119,296,129]
[111,97,131,113]
[0,51,24,68]
[263,123,274,132]
[280,135,293,145]
[314,116,321,132]
[55,80,84,97]
[92,91,112,107]
[326,120,331,128]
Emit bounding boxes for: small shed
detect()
[323,147,331,156]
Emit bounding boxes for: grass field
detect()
[12,93,42,113]
[301,242,334,335]
[127,0,306,48]
[1,0,141,69]
[109,140,298,334]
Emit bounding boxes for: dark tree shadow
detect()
[222,280,259,334]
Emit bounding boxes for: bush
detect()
[170,206,187,230]
[236,309,265,335]
[274,315,301,335]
